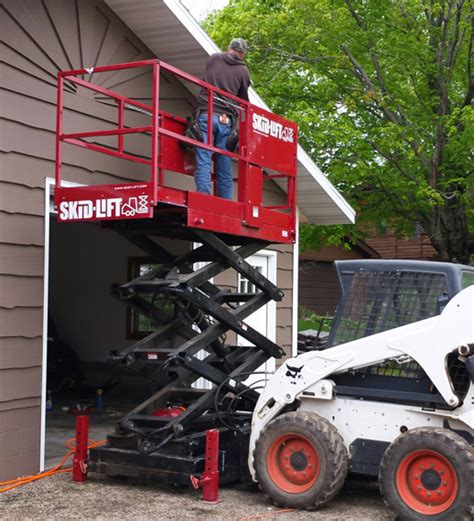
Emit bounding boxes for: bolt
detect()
[285,455,289,460]
[421,465,425,470]
[292,472,296,477]
[285,465,289,470]
[417,485,422,491]
[415,474,419,479]
[430,463,435,468]
[442,481,447,486]
[285,393,292,400]
[290,447,294,452]
[437,490,442,496]
[439,470,445,475]
[303,472,307,477]
[427,492,431,498]
[308,464,313,469]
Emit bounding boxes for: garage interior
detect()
[45,216,191,466]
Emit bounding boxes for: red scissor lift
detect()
[54,60,298,485]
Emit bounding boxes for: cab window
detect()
[461,271,474,289]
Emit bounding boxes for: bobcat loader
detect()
[249,260,474,520]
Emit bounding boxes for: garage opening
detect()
[43,188,190,468]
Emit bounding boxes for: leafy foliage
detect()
[205,0,474,262]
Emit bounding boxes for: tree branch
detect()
[446,0,465,71]
[340,44,432,171]
[344,0,366,29]
[250,45,336,64]
[463,6,473,106]
[365,139,419,183]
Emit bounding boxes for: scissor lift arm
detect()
[89,225,285,483]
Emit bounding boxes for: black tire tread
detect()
[254,411,349,510]
[379,427,474,521]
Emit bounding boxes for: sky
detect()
[180,0,230,21]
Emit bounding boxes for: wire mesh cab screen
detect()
[326,262,471,403]
[327,268,449,348]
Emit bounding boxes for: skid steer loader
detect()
[249,260,474,520]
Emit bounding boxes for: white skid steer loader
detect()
[249,260,474,520]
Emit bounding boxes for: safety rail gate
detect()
[54,59,298,245]
[53,60,298,484]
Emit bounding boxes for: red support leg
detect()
[72,415,89,483]
[190,429,220,503]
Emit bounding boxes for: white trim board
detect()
[292,210,300,357]
[40,178,84,472]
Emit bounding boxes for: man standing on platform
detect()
[194,38,251,200]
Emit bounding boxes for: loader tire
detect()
[254,411,348,510]
[379,427,474,521]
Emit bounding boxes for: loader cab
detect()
[326,260,474,408]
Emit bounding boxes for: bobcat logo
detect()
[286,363,304,385]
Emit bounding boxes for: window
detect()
[461,271,474,289]
[127,257,176,339]
[238,266,262,295]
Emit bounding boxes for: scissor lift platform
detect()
[53,59,299,485]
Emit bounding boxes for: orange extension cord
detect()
[0,437,106,493]
[1,439,294,520]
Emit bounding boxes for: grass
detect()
[298,318,323,331]
[297,305,334,333]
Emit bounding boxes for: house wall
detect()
[0,0,295,479]
[299,261,339,316]
[365,232,437,260]
[298,244,376,316]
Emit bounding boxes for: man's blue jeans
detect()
[194,114,233,200]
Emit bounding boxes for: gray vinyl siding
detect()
[274,244,293,358]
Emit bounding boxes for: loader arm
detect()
[248,285,474,479]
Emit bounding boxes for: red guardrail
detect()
[54,59,298,242]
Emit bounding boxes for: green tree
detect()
[205,0,474,263]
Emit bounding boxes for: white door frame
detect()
[40,177,83,471]
[244,250,277,345]
[292,210,299,357]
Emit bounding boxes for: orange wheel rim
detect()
[396,449,458,515]
[266,433,320,493]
